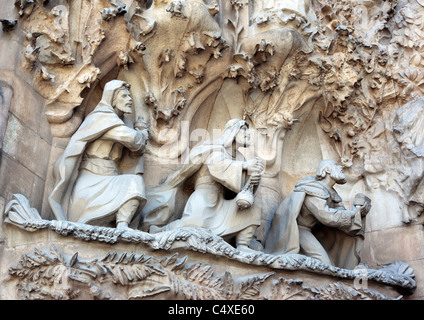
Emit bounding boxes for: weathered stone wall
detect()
[0,5,53,230]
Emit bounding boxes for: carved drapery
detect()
[4,0,424,300]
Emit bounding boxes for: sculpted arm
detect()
[303,196,356,229]
[207,152,244,192]
[101,125,147,152]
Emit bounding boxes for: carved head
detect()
[220,119,250,148]
[235,123,251,148]
[112,86,133,115]
[99,80,133,115]
[315,159,347,185]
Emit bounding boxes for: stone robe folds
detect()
[141,122,261,239]
[264,176,364,269]
[49,81,147,226]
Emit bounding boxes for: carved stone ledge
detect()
[3,194,417,297]
[6,244,401,300]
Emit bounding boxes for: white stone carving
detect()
[2,0,424,300]
[265,159,371,269]
[48,80,149,230]
[144,118,264,253]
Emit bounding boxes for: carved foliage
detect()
[8,245,397,300]
[4,193,417,295]
[305,0,424,193]
[308,0,396,168]
[7,245,275,300]
[126,1,229,149]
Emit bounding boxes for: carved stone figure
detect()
[393,96,424,222]
[2,0,423,301]
[48,80,149,230]
[144,119,264,252]
[265,159,371,269]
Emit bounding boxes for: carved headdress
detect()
[97,80,131,109]
[204,118,248,148]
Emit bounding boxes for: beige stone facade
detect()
[1,0,424,300]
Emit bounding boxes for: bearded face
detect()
[113,88,133,114]
[330,164,347,184]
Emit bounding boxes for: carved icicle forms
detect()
[13,0,132,137]
[7,245,403,300]
[125,1,230,156]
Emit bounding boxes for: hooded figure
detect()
[264,159,371,269]
[48,80,149,230]
[142,119,264,252]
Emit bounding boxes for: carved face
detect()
[235,125,251,148]
[113,88,133,114]
[330,163,347,185]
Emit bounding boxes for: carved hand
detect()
[134,116,150,132]
[357,203,371,217]
[249,171,261,183]
[244,158,265,175]
[353,193,372,217]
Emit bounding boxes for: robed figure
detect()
[48,80,149,230]
[142,119,264,252]
[265,159,371,269]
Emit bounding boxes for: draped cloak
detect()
[264,176,365,269]
[48,80,146,225]
[140,119,261,237]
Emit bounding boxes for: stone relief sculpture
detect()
[4,194,417,298]
[5,244,406,300]
[144,119,264,253]
[393,96,424,223]
[265,159,370,269]
[48,80,149,230]
[2,0,424,300]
